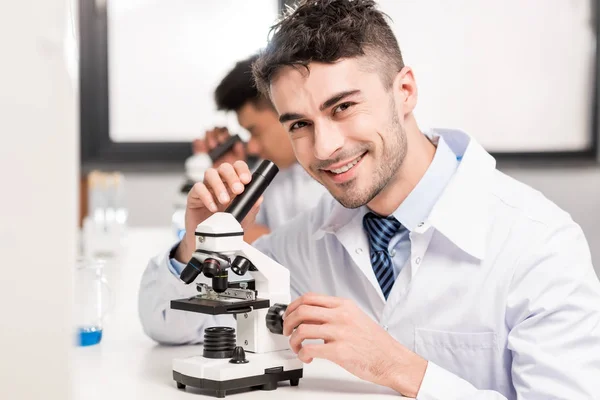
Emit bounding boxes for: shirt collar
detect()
[313,129,495,260]
[391,134,458,231]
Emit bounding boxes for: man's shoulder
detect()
[489,169,573,231]
[485,169,586,268]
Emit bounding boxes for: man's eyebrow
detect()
[278,90,361,124]
[319,90,361,111]
[279,112,306,124]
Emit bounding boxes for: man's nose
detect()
[313,121,344,160]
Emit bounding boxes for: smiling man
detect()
[138,1,600,399]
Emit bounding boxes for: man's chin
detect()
[330,187,373,209]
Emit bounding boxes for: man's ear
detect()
[392,66,418,117]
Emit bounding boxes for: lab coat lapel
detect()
[334,211,386,302]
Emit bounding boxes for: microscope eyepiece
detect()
[225,160,279,223]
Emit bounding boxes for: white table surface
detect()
[72,227,410,399]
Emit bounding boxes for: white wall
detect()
[108,0,279,142]
[0,0,77,398]
[379,0,595,152]
[122,166,600,278]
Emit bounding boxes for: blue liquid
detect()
[78,326,103,346]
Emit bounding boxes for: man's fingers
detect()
[252,195,264,209]
[246,196,263,217]
[203,168,230,205]
[218,163,244,196]
[297,343,333,364]
[192,139,207,154]
[216,127,230,143]
[240,196,264,229]
[205,130,218,150]
[285,293,344,318]
[283,304,333,336]
[233,160,252,184]
[189,182,217,213]
[289,324,333,354]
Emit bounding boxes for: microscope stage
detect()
[173,350,303,398]
[171,296,270,315]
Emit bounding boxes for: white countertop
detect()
[71,228,410,399]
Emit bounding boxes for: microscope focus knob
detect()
[265,303,287,335]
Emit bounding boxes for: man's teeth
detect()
[330,155,362,174]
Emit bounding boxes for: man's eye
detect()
[290,121,309,131]
[334,102,353,114]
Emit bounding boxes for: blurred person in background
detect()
[192,54,327,242]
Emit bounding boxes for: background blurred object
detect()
[80,170,128,259]
[0,0,78,398]
[74,257,113,347]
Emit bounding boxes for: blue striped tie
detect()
[362,212,403,299]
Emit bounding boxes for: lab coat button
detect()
[355,248,363,254]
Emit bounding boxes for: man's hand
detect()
[283,293,428,398]
[175,160,263,263]
[193,127,246,167]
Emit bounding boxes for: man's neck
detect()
[367,121,436,216]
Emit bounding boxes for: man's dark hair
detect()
[252,0,404,97]
[214,54,270,112]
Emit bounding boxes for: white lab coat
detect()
[138,129,600,399]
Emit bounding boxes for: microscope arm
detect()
[237,241,291,306]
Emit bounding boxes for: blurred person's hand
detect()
[192,127,246,168]
[175,160,264,263]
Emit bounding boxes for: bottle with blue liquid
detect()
[74,257,112,346]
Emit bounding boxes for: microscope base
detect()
[172,350,303,398]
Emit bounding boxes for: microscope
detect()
[170,160,303,398]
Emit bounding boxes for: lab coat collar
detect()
[426,129,495,260]
[312,199,360,240]
[313,129,495,261]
